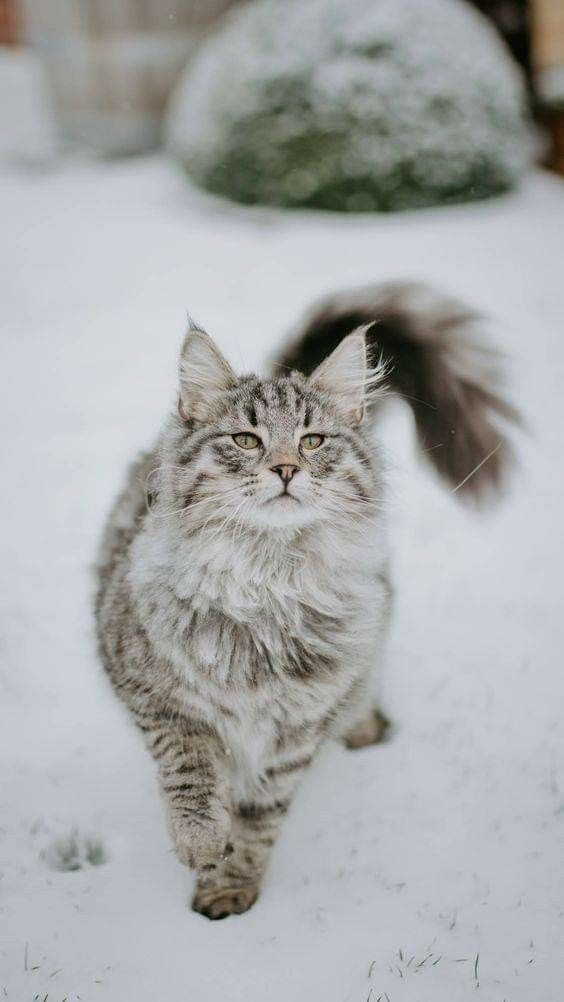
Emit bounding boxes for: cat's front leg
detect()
[192,744,315,919]
[142,718,232,870]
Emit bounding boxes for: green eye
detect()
[233,432,260,450]
[300,433,324,451]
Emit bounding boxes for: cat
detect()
[95,281,518,919]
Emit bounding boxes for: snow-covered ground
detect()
[1,157,563,1002]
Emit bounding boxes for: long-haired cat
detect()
[95,282,518,918]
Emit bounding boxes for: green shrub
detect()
[167,0,530,213]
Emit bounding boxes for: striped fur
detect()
[95,283,516,918]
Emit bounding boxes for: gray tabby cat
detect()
[95,282,518,919]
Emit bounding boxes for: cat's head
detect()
[164,322,385,532]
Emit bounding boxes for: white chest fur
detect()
[129,516,387,792]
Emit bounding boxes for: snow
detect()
[1,155,564,1001]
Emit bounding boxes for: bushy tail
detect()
[273,282,520,501]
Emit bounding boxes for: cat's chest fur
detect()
[131,520,382,703]
[134,524,380,798]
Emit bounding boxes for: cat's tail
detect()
[272,281,521,502]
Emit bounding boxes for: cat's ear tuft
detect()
[310,328,375,425]
[178,323,236,423]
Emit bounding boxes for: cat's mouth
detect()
[266,492,300,505]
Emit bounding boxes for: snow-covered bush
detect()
[166,0,530,212]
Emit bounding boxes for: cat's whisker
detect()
[322,488,385,515]
[324,489,379,509]
[149,485,245,521]
[315,495,377,526]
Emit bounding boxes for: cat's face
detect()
[167,326,382,533]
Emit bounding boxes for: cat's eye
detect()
[300,433,325,451]
[233,432,261,450]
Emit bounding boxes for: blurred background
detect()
[0,0,562,187]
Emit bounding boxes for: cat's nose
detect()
[271,464,298,485]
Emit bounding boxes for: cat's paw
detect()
[169,803,232,871]
[343,708,393,749]
[191,882,259,920]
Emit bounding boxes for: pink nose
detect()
[271,464,298,485]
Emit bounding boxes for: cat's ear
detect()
[310,329,370,425]
[178,323,236,422]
